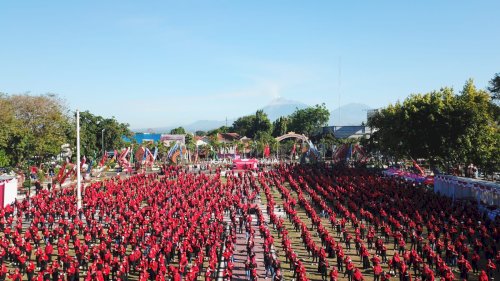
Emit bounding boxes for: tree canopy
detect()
[0,93,72,166]
[170,127,186,135]
[0,93,133,168]
[488,73,500,100]
[79,111,132,159]
[288,103,330,137]
[368,79,499,174]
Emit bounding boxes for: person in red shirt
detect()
[479,270,489,281]
[0,265,7,281]
[353,268,364,281]
[330,266,338,281]
[373,264,382,281]
[487,259,497,280]
[7,269,21,281]
[26,260,35,281]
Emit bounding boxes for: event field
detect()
[1,164,498,281]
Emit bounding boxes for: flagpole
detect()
[76,110,82,210]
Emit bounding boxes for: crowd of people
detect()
[260,164,499,281]
[0,163,497,281]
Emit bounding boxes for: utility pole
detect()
[76,110,82,210]
[101,129,106,156]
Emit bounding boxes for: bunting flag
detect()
[80,155,86,170]
[99,151,108,166]
[118,147,131,168]
[179,145,183,160]
[55,162,67,183]
[171,150,181,164]
[152,147,158,161]
[135,147,145,165]
[143,147,155,167]
[167,143,179,159]
[307,140,320,159]
[87,160,93,174]
[59,163,76,184]
[346,144,353,161]
[412,159,425,175]
[129,146,134,165]
[264,144,271,158]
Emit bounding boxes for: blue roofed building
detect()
[123,133,162,144]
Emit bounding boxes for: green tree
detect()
[253,131,277,158]
[288,104,330,137]
[251,110,272,138]
[93,115,132,156]
[272,116,289,137]
[236,141,245,158]
[0,93,20,166]
[368,79,499,173]
[207,126,230,136]
[7,93,71,165]
[231,115,255,137]
[208,135,221,158]
[488,73,500,100]
[185,133,196,162]
[170,127,186,135]
[195,130,206,137]
[78,111,104,157]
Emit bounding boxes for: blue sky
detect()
[1,1,499,129]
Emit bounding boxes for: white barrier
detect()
[434,175,500,207]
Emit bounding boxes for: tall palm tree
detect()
[208,136,221,160]
[236,141,245,158]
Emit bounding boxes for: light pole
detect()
[101,129,106,156]
[76,110,82,210]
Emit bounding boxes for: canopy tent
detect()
[233,159,258,170]
[0,176,18,207]
[382,168,434,185]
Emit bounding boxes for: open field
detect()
[2,164,499,281]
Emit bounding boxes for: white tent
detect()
[0,176,18,207]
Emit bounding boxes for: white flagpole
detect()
[76,110,82,210]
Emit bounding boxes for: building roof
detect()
[217,133,240,142]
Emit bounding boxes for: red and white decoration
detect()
[0,176,18,207]
[434,174,500,207]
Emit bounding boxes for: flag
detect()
[346,144,353,161]
[291,144,296,155]
[80,155,86,174]
[135,147,145,164]
[99,151,108,166]
[171,150,181,164]
[179,145,183,161]
[264,144,270,158]
[167,143,179,159]
[87,160,93,174]
[55,162,67,183]
[153,147,158,161]
[412,160,425,175]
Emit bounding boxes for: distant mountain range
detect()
[330,103,372,126]
[260,97,308,121]
[133,98,371,133]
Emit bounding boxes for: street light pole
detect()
[76,110,82,210]
[101,129,106,156]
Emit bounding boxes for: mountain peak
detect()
[267,97,304,106]
[261,98,308,121]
